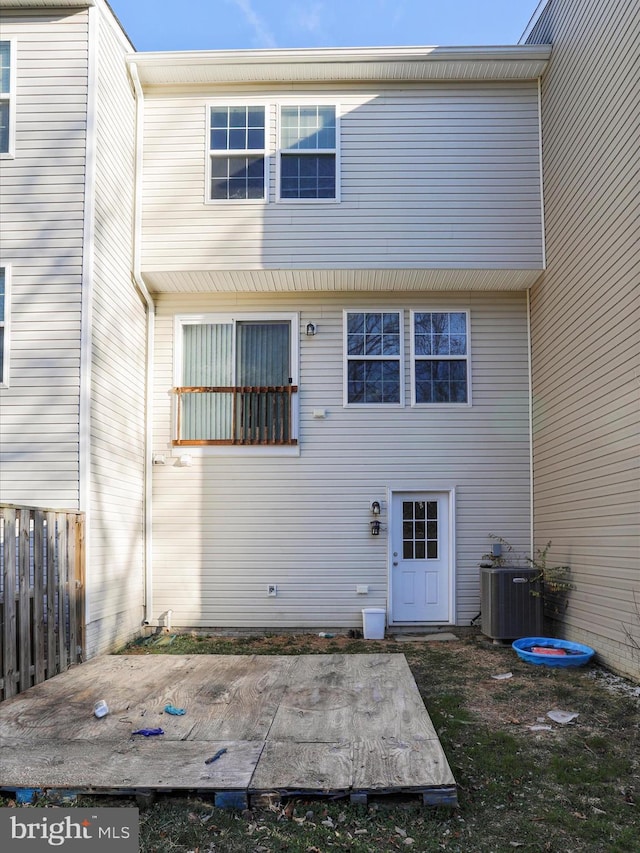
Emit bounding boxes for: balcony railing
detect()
[172,385,298,446]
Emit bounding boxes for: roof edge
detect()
[519,0,552,43]
[129,44,552,67]
[128,44,552,86]
[0,0,95,6]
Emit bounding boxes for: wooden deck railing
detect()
[173,385,298,445]
[0,505,85,701]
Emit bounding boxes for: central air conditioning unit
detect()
[480,566,543,641]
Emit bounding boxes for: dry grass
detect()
[4,628,639,852]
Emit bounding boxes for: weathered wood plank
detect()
[33,510,46,686]
[250,741,352,792]
[18,509,32,693]
[2,508,17,700]
[75,514,85,658]
[57,514,68,672]
[352,737,456,790]
[0,655,200,740]
[0,738,262,790]
[67,515,77,666]
[45,511,57,679]
[268,654,359,742]
[188,654,295,741]
[269,654,438,742]
[349,654,440,741]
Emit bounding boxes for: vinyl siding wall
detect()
[528,0,640,678]
[141,82,544,273]
[151,290,531,630]
[85,6,145,657]
[0,8,89,507]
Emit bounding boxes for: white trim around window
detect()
[0,38,16,159]
[0,265,11,387]
[276,100,341,203]
[410,309,472,406]
[205,100,271,204]
[343,309,404,407]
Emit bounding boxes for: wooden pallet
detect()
[0,653,457,807]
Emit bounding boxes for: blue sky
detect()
[107,0,540,52]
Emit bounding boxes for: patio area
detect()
[0,652,457,807]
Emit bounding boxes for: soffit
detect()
[142,268,543,294]
[130,45,551,89]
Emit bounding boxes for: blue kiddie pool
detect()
[512,637,595,667]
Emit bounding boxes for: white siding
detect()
[151,290,531,631]
[528,0,640,678]
[141,83,544,274]
[84,6,145,657]
[0,9,88,507]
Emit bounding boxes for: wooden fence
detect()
[0,505,85,701]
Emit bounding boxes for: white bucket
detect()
[362,607,386,640]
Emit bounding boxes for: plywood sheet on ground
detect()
[0,654,456,801]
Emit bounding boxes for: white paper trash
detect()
[362,607,386,640]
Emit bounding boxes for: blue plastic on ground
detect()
[15,788,40,804]
[214,791,248,810]
[512,637,595,667]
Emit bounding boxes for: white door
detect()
[390,492,451,623]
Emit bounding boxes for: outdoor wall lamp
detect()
[370,519,381,536]
[370,500,381,516]
[305,322,317,336]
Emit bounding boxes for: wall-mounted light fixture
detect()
[305,322,317,336]
[370,519,381,536]
[370,500,381,516]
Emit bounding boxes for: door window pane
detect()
[401,500,438,560]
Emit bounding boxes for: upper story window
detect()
[344,311,403,405]
[173,314,299,447]
[411,311,470,404]
[209,105,266,200]
[279,105,337,200]
[0,267,10,386]
[0,40,15,157]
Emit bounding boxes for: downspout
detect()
[128,60,156,627]
[529,74,547,558]
[79,2,98,630]
[527,288,534,558]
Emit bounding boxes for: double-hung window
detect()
[279,105,337,200]
[209,105,266,200]
[0,267,9,386]
[411,311,470,404]
[0,40,15,157]
[174,315,298,446]
[344,311,402,404]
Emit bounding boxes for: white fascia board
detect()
[0,0,95,7]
